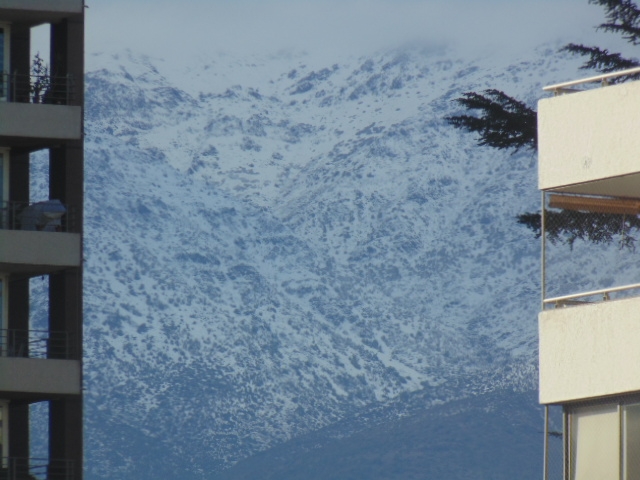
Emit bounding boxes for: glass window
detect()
[0,27,4,74]
[568,402,640,480]
[571,404,620,480]
[0,150,6,229]
[0,24,9,101]
[0,27,4,99]
[0,401,6,462]
[624,404,640,480]
[0,276,5,355]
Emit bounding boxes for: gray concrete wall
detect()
[0,0,83,14]
[0,103,81,140]
[0,357,81,395]
[0,230,80,268]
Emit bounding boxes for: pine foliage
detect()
[447,0,640,248]
[445,89,537,153]
[518,210,640,250]
[562,1,640,77]
[592,0,640,44]
[560,44,640,81]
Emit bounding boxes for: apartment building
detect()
[538,67,640,480]
[0,1,84,478]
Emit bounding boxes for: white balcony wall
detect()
[540,296,640,404]
[538,81,640,198]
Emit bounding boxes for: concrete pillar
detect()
[8,151,29,358]
[49,14,84,480]
[51,16,84,107]
[8,151,28,204]
[49,398,83,478]
[7,24,31,473]
[8,402,29,473]
[50,145,83,233]
[9,24,29,102]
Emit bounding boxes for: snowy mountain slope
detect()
[69,43,637,478]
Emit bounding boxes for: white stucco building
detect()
[538,67,640,480]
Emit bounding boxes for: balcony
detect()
[0,0,83,26]
[0,356,80,397]
[0,457,75,480]
[0,73,81,147]
[538,67,640,198]
[539,295,640,404]
[0,328,79,395]
[538,68,640,404]
[0,200,80,274]
[539,70,640,306]
[1,329,75,359]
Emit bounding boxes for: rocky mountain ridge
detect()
[45,43,621,477]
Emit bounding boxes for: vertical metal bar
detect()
[564,408,569,480]
[544,405,549,480]
[620,404,624,480]
[541,191,546,310]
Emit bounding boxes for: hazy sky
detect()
[82,0,630,62]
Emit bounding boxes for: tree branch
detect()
[590,0,640,44]
[445,90,537,153]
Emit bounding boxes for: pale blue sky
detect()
[82,0,631,62]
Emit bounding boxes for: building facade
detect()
[0,1,84,478]
[538,68,640,480]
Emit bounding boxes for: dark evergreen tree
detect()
[30,52,51,104]
[560,44,640,80]
[446,0,640,248]
[594,0,640,45]
[518,210,640,250]
[446,90,536,152]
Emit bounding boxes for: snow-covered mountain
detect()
[43,43,633,478]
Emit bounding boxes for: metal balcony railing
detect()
[0,200,75,233]
[0,73,76,105]
[543,66,640,95]
[0,458,74,480]
[0,329,74,359]
[544,283,640,308]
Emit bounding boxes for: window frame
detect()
[566,396,640,480]
[0,22,10,102]
[0,148,8,229]
[0,400,7,464]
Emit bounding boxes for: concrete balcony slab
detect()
[0,230,81,274]
[0,357,80,397]
[539,80,640,198]
[540,295,640,404]
[0,103,82,145]
[0,0,82,25]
